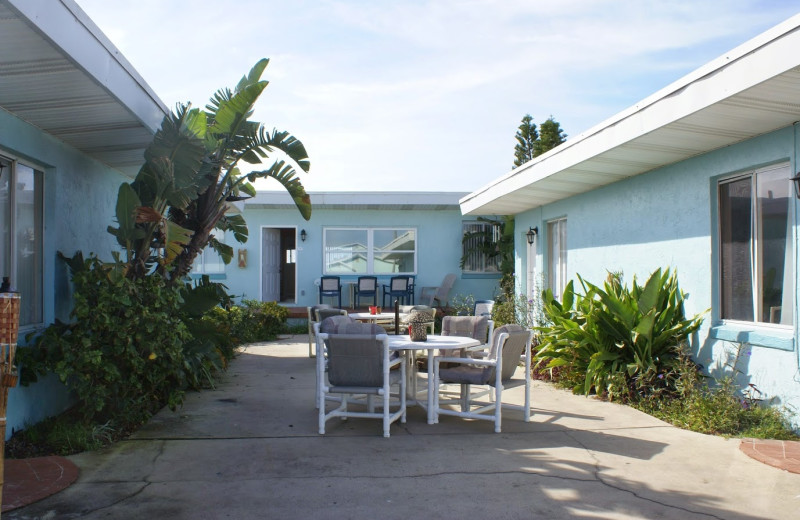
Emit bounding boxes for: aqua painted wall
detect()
[219,205,502,309]
[515,125,800,428]
[1,109,126,438]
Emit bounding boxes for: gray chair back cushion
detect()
[316,308,348,322]
[488,324,527,381]
[309,304,332,320]
[321,318,384,336]
[319,315,356,334]
[326,334,385,387]
[441,315,489,341]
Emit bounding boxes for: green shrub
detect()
[21,256,193,426]
[535,268,706,398]
[201,299,288,349]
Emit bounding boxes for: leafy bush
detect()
[202,299,288,349]
[535,268,706,398]
[21,255,194,426]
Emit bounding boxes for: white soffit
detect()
[0,0,167,176]
[246,191,470,211]
[460,14,800,216]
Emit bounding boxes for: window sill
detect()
[189,273,227,280]
[708,323,795,351]
[461,273,501,280]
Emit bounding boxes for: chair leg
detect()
[494,385,502,433]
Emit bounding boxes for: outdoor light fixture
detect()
[526,226,538,245]
[791,172,800,199]
[300,229,307,242]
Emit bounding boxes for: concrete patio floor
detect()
[6,334,800,519]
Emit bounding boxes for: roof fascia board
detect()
[6,0,168,132]
[460,14,800,215]
[248,191,469,208]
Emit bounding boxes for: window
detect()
[547,218,567,301]
[191,232,226,274]
[0,154,43,327]
[718,163,793,326]
[461,221,501,274]
[324,228,416,274]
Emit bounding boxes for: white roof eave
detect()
[461,13,800,216]
[1,0,169,176]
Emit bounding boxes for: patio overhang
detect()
[460,14,800,216]
[0,0,168,176]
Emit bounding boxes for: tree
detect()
[512,114,567,167]
[534,116,567,157]
[513,114,538,168]
[108,59,311,282]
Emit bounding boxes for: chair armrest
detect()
[434,356,496,367]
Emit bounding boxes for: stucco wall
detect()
[515,125,800,428]
[1,108,127,437]
[219,204,501,309]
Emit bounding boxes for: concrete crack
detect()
[564,430,726,520]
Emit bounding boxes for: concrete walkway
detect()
[6,335,800,519]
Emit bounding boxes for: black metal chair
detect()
[382,275,410,308]
[354,276,378,307]
[319,276,342,307]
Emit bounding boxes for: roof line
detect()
[460,13,800,212]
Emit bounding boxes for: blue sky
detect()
[76,0,799,194]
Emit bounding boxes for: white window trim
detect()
[192,231,227,275]
[323,227,417,275]
[461,220,502,274]
[0,151,45,328]
[716,162,793,329]
[547,217,567,301]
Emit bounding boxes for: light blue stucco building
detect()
[0,0,169,436]
[202,191,502,309]
[462,15,800,428]
[0,0,503,437]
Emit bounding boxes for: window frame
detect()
[0,152,44,328]
[460,220,502,275]
[191,231,227,275]
[716,162,793,329]
[323,227,417,275]
[547,217,567,302]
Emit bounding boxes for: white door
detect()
[262,228,281,302]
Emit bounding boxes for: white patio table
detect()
[349,311,397,323]
[388,335,481,424]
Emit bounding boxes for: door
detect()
[262,228,281,302]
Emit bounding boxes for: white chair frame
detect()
[317,332,407,438]
[433,329,534,433]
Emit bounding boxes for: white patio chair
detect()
[419,273,456,308]
[433,325,534,433]
[307,304,333,357]
[318,328,406,438]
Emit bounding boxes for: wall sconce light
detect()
[300,229,307,242]
[791,173,800,199]
[526,226,538,245]
[237,249,247,268]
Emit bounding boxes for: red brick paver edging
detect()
[2,456,79,511]
[739,438,800,474]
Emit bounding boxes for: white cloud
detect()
[76,0,800,192]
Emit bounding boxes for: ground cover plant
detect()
[534,269,797,439]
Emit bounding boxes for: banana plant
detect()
[108,58,311,281]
